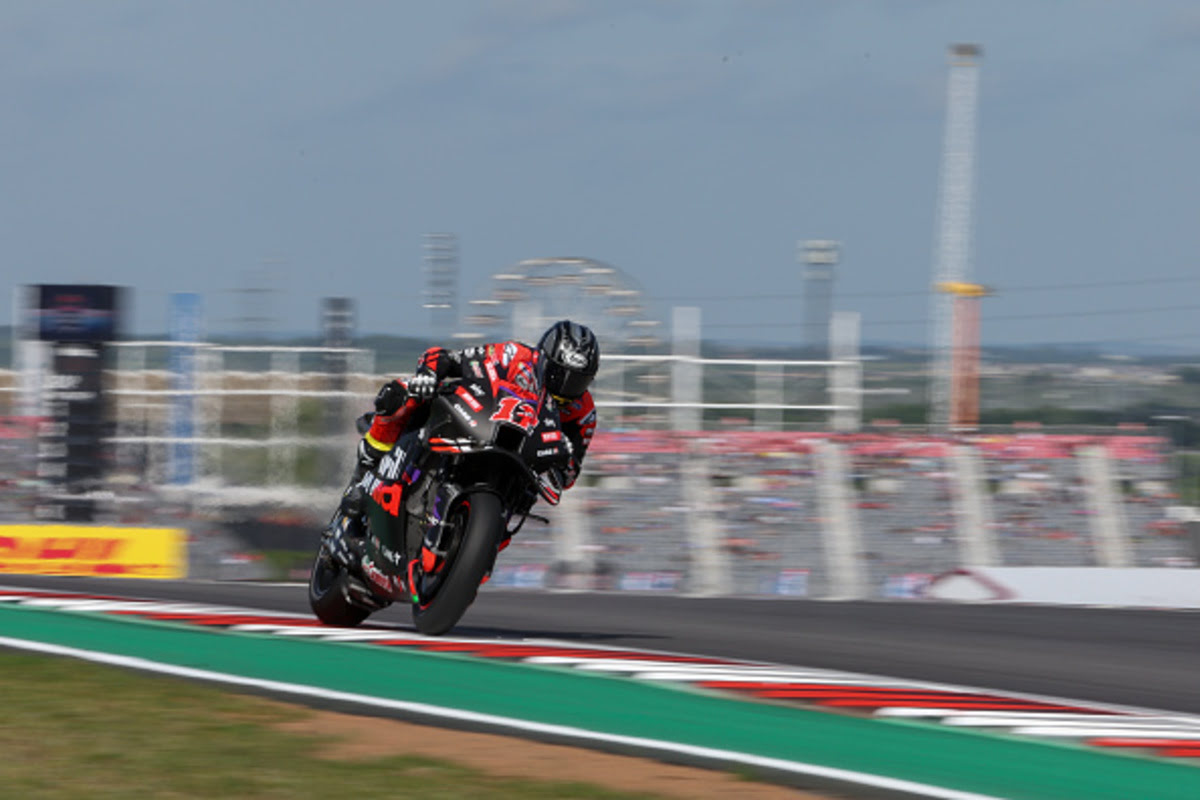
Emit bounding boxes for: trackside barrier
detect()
[924,567,1200,608]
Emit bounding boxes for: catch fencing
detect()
[2,342,861,511]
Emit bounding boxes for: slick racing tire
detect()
[411,492,502,636]
[308,547,371,627]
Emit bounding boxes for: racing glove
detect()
[560,437,580,489]
[407,369,438,401]
[536,466,566,505]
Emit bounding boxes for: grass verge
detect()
[0,651,657,799]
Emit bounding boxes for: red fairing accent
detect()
[421,546,440,573]
[485,340,536,372]
[371,483,403,516]
[455,385,483,412]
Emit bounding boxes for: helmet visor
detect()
[545,361,594,400]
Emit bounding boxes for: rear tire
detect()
[411,492,503,635]
[308,547,371,627]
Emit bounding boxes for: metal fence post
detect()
[199,348,224,484]
[683,442,730,596]
[951,444,998,566]
[1078,445,1132,567]
[671,306,702,431]
[755,362,784,431]
[815,439,867,599]
[830,311,861,433]
[269,350,301,485]
[552,484,594,590]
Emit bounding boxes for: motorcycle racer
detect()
[342,319,599,523]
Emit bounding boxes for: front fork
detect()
[410,482,517,602]
[416,480,461,577]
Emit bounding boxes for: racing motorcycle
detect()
[308,365,570,635]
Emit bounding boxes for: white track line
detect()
[0,635,1004,800]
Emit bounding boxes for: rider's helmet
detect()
[537,320,600,401]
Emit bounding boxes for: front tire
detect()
[411,492,503,635]
[308,547,371,627]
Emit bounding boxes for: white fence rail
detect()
[1,340,863,512]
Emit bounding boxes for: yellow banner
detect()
[0,525,187,579]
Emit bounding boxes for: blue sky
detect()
[4,1,1200,349]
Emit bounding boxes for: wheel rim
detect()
[415,500,470,606]
[311,549,338,598]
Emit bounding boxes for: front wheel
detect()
[411,492,503,635]
[308,546,371,627]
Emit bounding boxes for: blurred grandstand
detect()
[493,428,1192,598]
[2,347,1194,594]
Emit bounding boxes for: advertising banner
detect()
[168,293,203,485]
[0,525,187,579]
[34,285,121,343]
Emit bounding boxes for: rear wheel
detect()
[308,545,371,627]
[411,492,503,635]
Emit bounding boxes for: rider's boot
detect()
[326,440,383,566]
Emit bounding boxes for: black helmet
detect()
[538,320,599,400]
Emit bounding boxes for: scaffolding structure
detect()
[422,233,459,342]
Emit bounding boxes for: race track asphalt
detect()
[1,574,1195,715]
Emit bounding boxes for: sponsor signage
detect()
[618,571,682,592]
[489,563,548,589]
[774,568,810,597]
[30,284,125,521]
[0,525,187,579]
[34,285,121,343]
[884,572,932,599]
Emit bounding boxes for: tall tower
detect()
[801,239,839,357]
[422,233,459,341]
[929,44,982,429]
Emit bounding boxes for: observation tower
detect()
[929,44,983,429]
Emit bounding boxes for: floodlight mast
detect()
[800,240,839,358]
[929,43,982,430]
